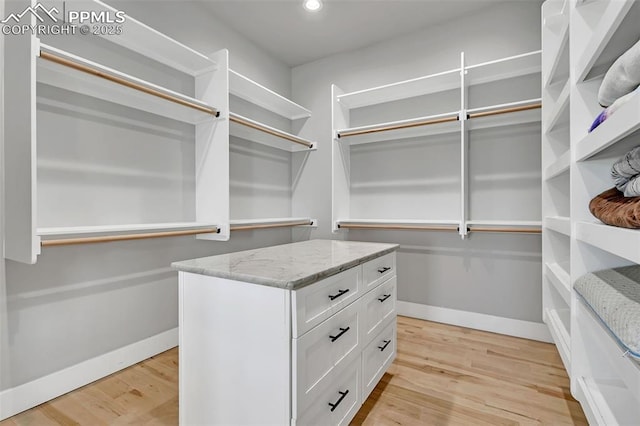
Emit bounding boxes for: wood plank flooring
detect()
[1,316,587,425]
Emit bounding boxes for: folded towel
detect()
[589,87,638,132]
[598,39,640,107]
[612,144,640,197]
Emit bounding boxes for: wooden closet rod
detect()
[337,223,459,231]
[39,50,220,117]
[467,103,541,119]
[337,115,459,139]
[41,227,219,247]
[231,220,313,231]
[468,226,541,234]
[230,114,314,148]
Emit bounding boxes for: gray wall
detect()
[291,1,544,322]
[0,1,294,391]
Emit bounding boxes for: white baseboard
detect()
[397,301,552,343]
[0,328,178,421]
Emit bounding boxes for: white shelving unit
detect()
[228,69,316,231]
[542,0,572,372]
[332,50,542,238]
[4,0,230,264]
[567,0,640,423]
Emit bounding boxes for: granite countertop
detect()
[171,239,399,290]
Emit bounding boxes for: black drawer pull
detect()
[328,288,349,301]
[328,389,349,412]
[378,340,391,352]
[378,294,391,303]
[329,326,350,342]
[377,266,391,274]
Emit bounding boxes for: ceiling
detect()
[202,0,509,67]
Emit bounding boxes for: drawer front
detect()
[293,267,361,338]
[362,320,396,401]
[362,252,396,292]
[362,276,396,345]
[293,299,361,414]
[293,358,361,426]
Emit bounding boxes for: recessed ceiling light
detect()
[303,0,322,12]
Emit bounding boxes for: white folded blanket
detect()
[598,39,640,107]
[612,145,640,197]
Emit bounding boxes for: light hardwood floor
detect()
[1,316,587,425]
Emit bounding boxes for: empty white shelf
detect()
[576,377,640,426]
[38,44,218,125]
[544,149,571,180]
[229,112,316,152]
[544,80,570,134]
[544,308,571,372]
[545,262,571,306]
[337,68,461,109]
[229,70,311,120]
[336,111,460,145]
[543,16,569,88]
[574,0,637,82]
[38,222,218,246]
[230,217,315,231]
[575,91,640,162]
[544,216,571,236]
[575,221,640,264]
[466,50,542,86]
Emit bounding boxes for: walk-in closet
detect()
[0,0,638,424]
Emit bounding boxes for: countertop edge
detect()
[171,244,399,290]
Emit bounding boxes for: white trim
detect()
[0,328,178,421]
[397,301,552,343]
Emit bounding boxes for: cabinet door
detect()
[293,267,361,337]
[362,252,396,292]
[293,298,362,415]
[361,276,397,345]
[362,319,396,401]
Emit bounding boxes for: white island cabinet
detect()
[172,239,399,425]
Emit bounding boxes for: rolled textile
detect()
[589,187,640,229]
[589,88,639,132]
[612,145,640,197]
[598,39,640,107]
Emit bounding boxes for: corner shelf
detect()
[229,69,311,120]
[544,216,571,236]
[574,91,640,162]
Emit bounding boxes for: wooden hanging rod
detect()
[467,103,542,119]
[230,114,314,148]
[41,227,219,247]
[337,223,459,231]
[39,50,220,117]
[468,226,542,234]
[337,115,459,139]
[231,220,313,231]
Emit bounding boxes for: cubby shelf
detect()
[544,307,571,371]
[544,215,571,236]
[38,44,219,125]
[574,0,638,82]
[544,149,570,180]
[229,69,311,120]
[544,80,570,134]
[574,91,640,162]
[229,217,315,231]
[545,262,571,305]
[575,221,640,264]
[543,7,569,87]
